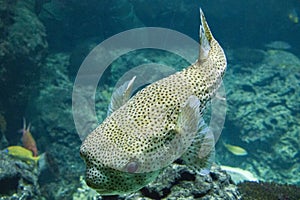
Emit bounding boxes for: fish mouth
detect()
[85,176,108,194]
[85,177,96,189]
[95,189,118,196]
[85,177,119,196]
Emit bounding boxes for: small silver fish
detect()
[80,9,227,195]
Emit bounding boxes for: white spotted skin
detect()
[80,10,226,195]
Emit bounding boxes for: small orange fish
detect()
[21,118,38,157]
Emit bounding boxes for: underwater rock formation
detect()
[136,164,240,199]
[0,114,8,149]
[222,49,300,185]
[237,181,300,200]
[0,150,40,199]
[0,0,48,144]
[25,53,84,199]
[73,164,241,199]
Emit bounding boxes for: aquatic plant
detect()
[237,181,300,200]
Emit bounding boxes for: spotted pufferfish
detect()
[80,9,227,195]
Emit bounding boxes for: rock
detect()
[0,150,41,199]
[225,50,300,144]
[221,49,300,185]
[0,0,48,144]
[25,53,84,199]
[73,164,241,199]
[0,114,8,150]
[237,181,300,200]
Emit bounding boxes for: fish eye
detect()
[125,161,139,173]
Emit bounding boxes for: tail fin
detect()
[198,9,227,78]
[200,9,213,42]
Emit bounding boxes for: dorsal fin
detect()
[23,117,26,131]
[107,76,136,116]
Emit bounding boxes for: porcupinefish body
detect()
[80,9,227,195]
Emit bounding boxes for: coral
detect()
[0,150,41,199]
[220,49,300,185]
[225,50,300,144]
[26,53,84,200]
[237,181,300,200]
[72,176,98,200]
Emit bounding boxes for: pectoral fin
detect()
[180,119,215,175]
[176,95,201,151]
[134,95,201,173]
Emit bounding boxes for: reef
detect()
[0,0,48,144]
[14,48,299,199]
[0,114,8,149]
[237,181,300,200]
[73,164,241,199]
[0,150,40,199]
[26,53,83,199]
[219,49,300,185]
[14,52,240,199]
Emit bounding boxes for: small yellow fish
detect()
[288,9,299,24]
[4,146,40,164]
[223,142,248,156]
